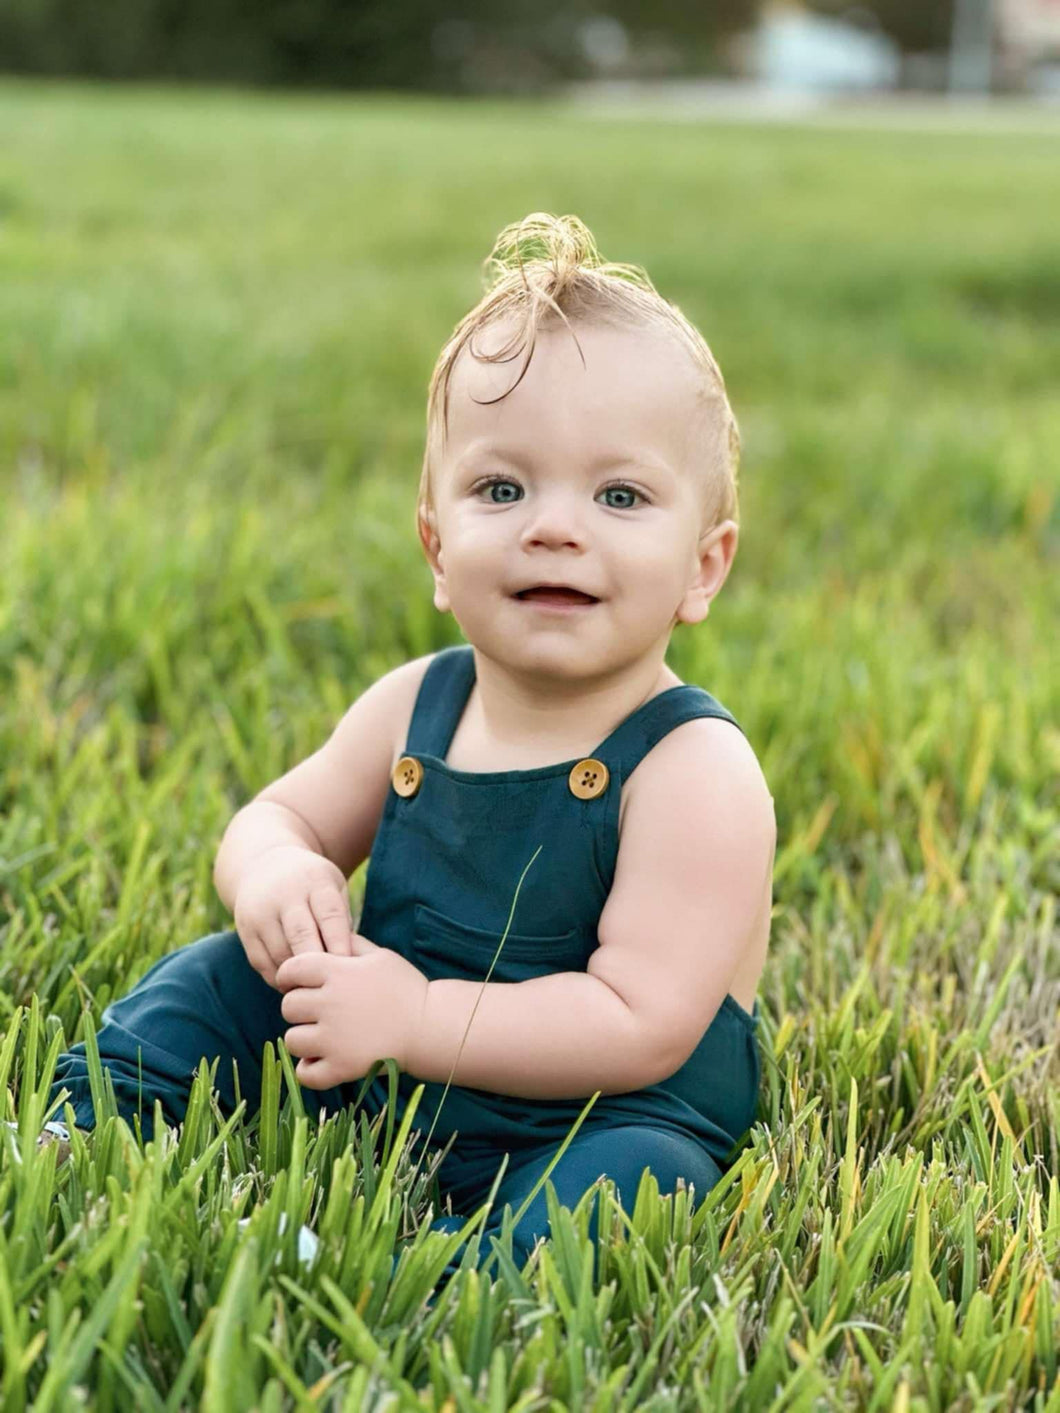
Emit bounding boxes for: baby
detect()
[45,212,775,1272]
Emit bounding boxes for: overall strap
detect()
[404,645,475,757]
[403,643,744,776]
[591,684,745,781]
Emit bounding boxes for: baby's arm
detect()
[407,718,775,1099]
[410,971,667,1097]
[213,656,432,935]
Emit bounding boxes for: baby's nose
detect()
[521,502,589,547]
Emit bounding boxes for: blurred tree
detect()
[0,0,761,88]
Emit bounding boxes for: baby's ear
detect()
[418,510,452,612]
[417,508,439,560]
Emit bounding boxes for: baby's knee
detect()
[188,928,247,971]
[150,929,251,987]
[113,928,266,1022]
[624,1128,723,1203]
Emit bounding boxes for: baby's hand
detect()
[233,846,356,990]
[276,939,429,1089]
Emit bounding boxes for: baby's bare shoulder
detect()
[254,651,441,878]
[377,652,440,769]
[620,714,774,837]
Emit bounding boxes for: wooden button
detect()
[392,755,424,797]
[568,758,609,799]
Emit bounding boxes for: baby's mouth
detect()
[514,587,600,605]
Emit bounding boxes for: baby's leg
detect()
[431,1126,724,1282]
[48,930,349,1142]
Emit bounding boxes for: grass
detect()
[1,75,1058,1407]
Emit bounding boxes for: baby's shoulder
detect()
[621,711,774,837]
[380,650,439,696]
[377,652,442,771]
[659,712,771,803]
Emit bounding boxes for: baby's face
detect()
[421,320,735,683]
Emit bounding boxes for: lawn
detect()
[1,77,1058,1408]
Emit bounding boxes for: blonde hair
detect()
[417,212,740,535]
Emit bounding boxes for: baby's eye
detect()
[477,478,522,504]
[473,477,645,509]
[599,483,643,510]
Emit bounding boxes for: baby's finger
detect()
[309,885,355,956]
[258,914,293,973]
[283,1022,327,1059]
[295,1057,334,1090]
[236,927,277,986]
[279,902,325,957]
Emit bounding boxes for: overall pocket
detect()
[412,901,591,983]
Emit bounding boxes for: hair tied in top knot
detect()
[485,212,603,301]
[471,211,662,384]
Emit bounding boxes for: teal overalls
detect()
[50,644,761,1271]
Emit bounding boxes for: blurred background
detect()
[1,0,1056,1081]
[1,0,1060,98]
[1,2,1058,1395]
